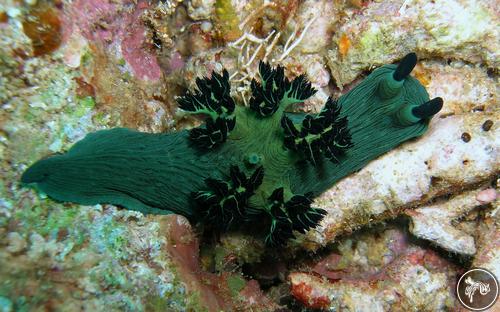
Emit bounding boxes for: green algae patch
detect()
[37,65,74,111]
[118,58,127,67]
[144,295,173,312]
[73,96,95,117]
[214,245,227,272]
[227,275,246,297]
[89,261,130,290]
[14,199,79,237]
[39,205,79,238]
[88,215,131,260]
[80,50,93,67]
[357,26,396,59]
[185,291,208,312]
[144,275,188,312]
[8,128,48,165]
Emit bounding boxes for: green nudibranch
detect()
[21,53,442,246]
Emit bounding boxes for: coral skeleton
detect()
[229,14,316,104]
[21,53,442,246]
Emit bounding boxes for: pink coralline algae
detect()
[120,2,162,81]
[289,227,463,310]
[160,215,278,311]
[476,188,497,204]
[65,0,161,81]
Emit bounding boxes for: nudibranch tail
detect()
[21,129,219,217]
[22,53,442,247]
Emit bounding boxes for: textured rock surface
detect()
[327,0,499,88]
[289,226,462,311]
[311,111,498,249]
[0,0,498,310]
[406,188,497,256]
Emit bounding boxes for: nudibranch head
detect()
[374,53,443,126]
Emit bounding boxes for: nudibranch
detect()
[21,53,442,246]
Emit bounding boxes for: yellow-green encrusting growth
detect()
[214,0,242,41]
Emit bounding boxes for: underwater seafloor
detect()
[0,0,498,311]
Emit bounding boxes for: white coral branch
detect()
[278,15,317,61]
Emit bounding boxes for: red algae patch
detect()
[0,11,8,23]
[289,276,331,309]
[22,2,62,56]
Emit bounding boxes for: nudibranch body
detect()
[21,53,442,246]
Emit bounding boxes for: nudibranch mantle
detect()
[21,53,442,246]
